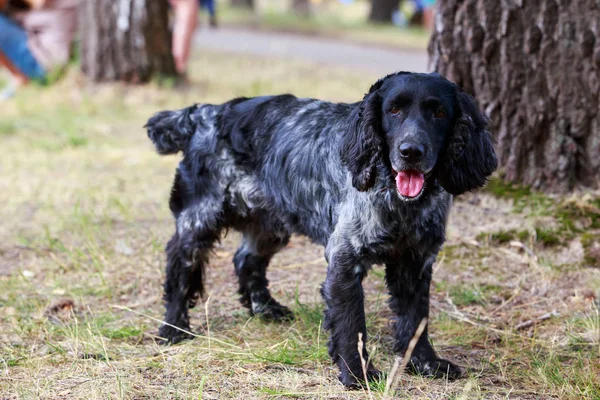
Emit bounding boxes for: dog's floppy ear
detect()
[436,90,498,195]
[341,80,385,192]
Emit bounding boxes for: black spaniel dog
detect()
[146,72,497,387]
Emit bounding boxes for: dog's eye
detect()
[434,108,447,119]
[390,105,401,115]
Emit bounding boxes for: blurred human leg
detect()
[170,0,199,74]
[200,0,217,28]
[422,0,436,31]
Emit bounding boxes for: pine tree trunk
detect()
[230,0,254,9]
[80,0,177,83]
[369,0,399,23]
[292,0,311,17]
[429,0,600,192]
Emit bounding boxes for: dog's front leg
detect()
[321,247,380,388]
[385,252,461,379]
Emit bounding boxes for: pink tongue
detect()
[396,171,425,198]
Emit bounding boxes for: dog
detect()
[145,72,498,387]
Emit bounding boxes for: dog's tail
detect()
[145,104,201,155]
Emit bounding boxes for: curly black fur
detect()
[145,104,199,155]
[146,72,497,387]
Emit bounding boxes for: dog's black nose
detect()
[399,143,424,162]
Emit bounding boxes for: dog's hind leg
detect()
[159,201,224,344]
[233,224,292,321]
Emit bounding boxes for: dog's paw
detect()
[338,366,383,389]
[252,300,294,322]
[408,357,462,380]
[158,324,194,345]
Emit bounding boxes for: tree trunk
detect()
[230,0,254,9]
[80,0,177,83]
[292,0,311,17]
[429,0,600,192]
[369,0,399,23]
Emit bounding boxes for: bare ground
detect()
[0,51,598,399]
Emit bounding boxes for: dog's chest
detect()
[343,193,449,258]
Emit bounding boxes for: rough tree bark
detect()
[292,0,311,17]
[369,0,399,23]
[230,0,254,9]
[80,0,176,82]
[429,0,600,192]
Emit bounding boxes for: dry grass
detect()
[0,50,599,399]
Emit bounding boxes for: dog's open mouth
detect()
[392,169,425,199]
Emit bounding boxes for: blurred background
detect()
[1,0,599,398]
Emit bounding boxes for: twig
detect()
[398,319,427,376]
[445,295,468,319]
[110,304,238,349]
[490,285,523,315]
[384,318,427,398]
[432,254,445,274]
[509,240,538,261]
[515,310,559,330]
[384,356,402,398]
[445,296,521,337]
[461,238,481,247]
[204,295,211,354]
[510,298,551,310]
[444,296,557,346]
[495,246,540,271]
[357,332,373,400]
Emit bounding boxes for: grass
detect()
[1,50,599,399]
[216,0,430,50]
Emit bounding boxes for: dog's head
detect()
[341,72,498,199]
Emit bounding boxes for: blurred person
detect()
[170,0,198,75]
[0,0,78,100]
[199,0,217,28]
[422,0,435,30]
[412,0,435,30]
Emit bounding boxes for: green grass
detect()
[449,284,486,307]
[482,177,600,257]
[581,233,600,266]
[483,177,556,215]
[476,227,563,248]
[217,0,430,50]
[101,325,144,340]
[1,51,599,399]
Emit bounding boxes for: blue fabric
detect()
[0,14,45,80]
[415,0,435,9]
[199,0,215,17]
